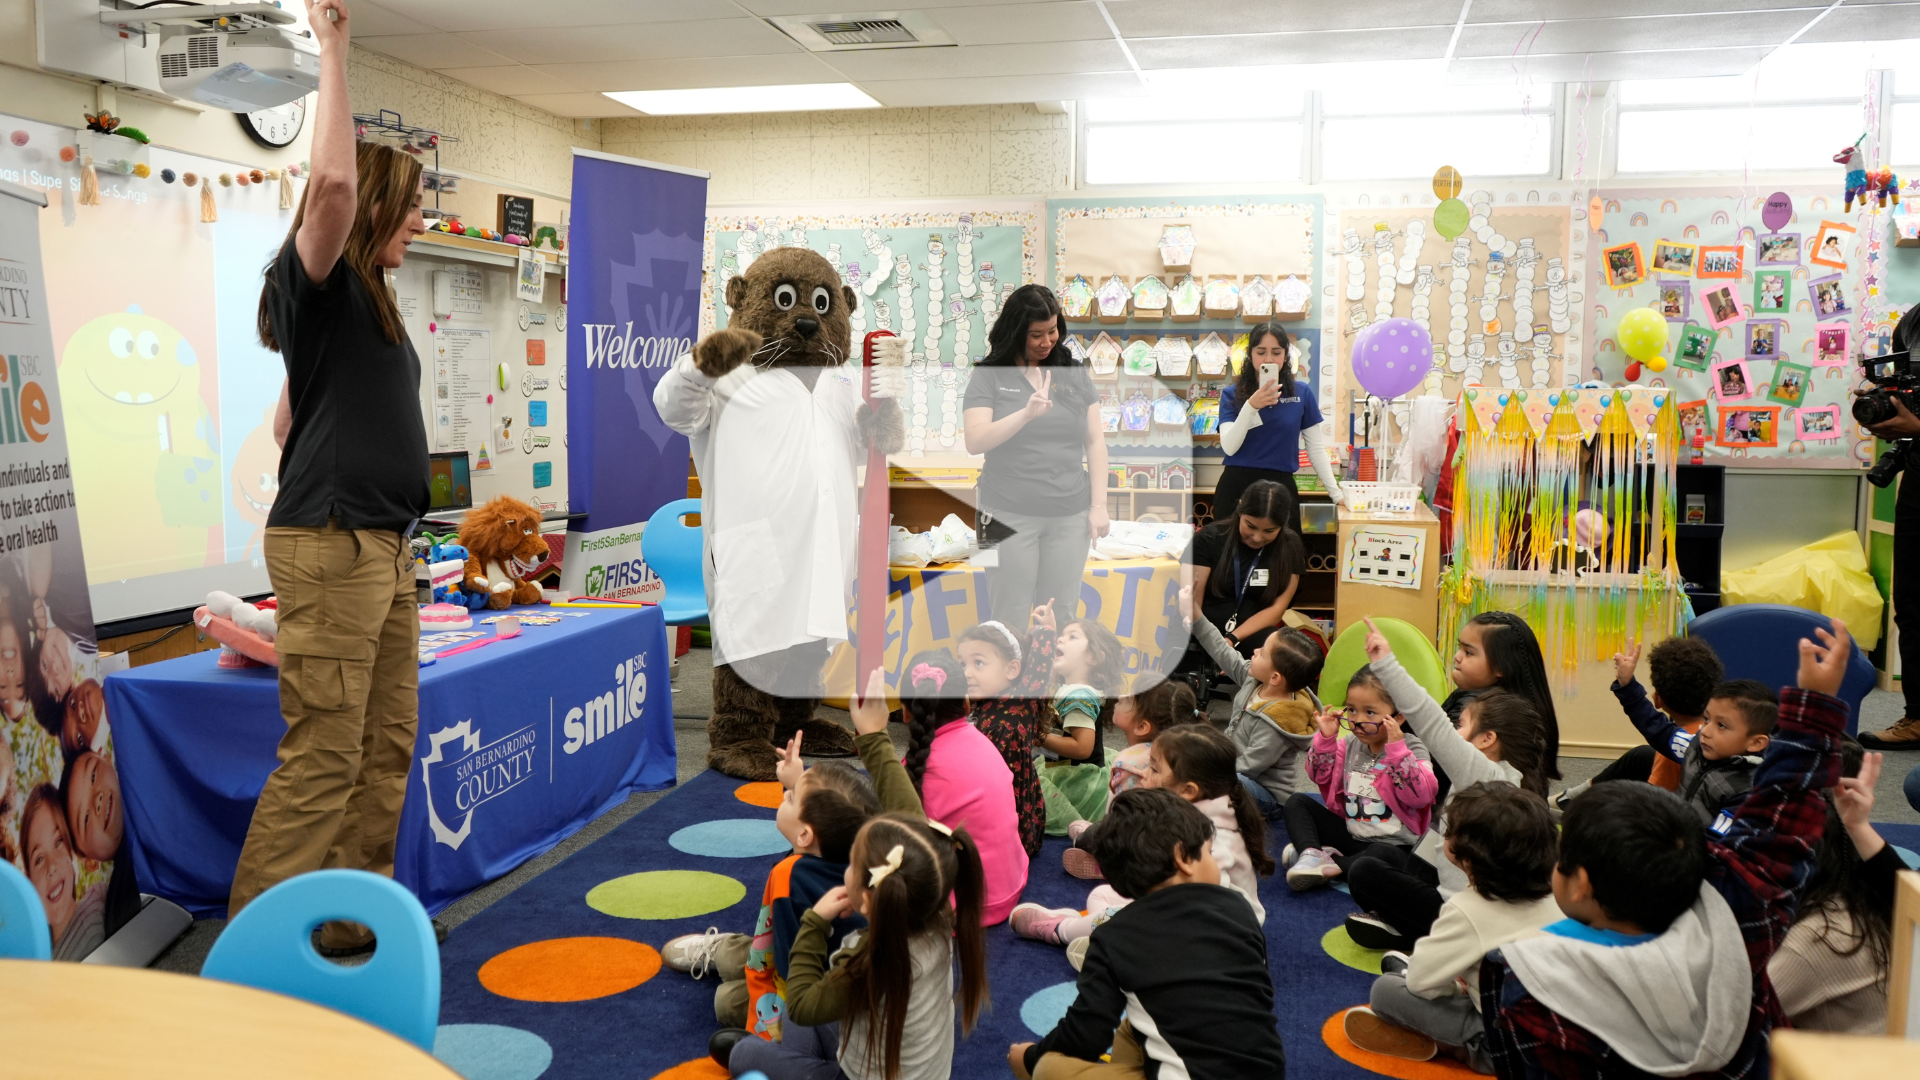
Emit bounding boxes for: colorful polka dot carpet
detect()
[427,768,1920,1080]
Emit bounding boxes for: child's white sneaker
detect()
[1286,848,1337,891]
[1010,903,1080,945]
[662,927,738,978]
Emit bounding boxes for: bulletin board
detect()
[1333,201,1576,409]
[1585,191,1869,467]
[393,241,569,514]
[704,204,1040,457]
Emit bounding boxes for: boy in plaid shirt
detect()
[1479,619,1851,1080]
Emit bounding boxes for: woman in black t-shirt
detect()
[963,285,1110,630]
[1185,480,1307,658]
[227,0,432,954]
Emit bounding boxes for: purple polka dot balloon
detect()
[1351,317,1435,400]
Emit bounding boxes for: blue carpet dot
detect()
[434,1023,553,1080]
[1021,981,1081,1037]
[1897,845,1918,870]
[1331,880,1350,894]
[669,818,792,858]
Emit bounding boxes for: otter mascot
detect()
[654,247,904,780]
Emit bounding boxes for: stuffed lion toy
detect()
[458,496,548,609]
[655,246,904,780]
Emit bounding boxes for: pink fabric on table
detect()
[919,718,1029,925]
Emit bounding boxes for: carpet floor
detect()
[432,765,1920,1080]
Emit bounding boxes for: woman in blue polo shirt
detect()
[1214,322,1344,532]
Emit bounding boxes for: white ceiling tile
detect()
[1797,4,1920,40]
[1456,11,1810,57]
[1468,0,1823,18]
[454,19,802,66]
[436,65,574,96]
[736,0,1060,13]
[923,2,1112,45]
[511,92,643,117]
[374,0,745,33]
[528,53,848,93]
[862,71,1145,107]
[342,1,438,37]
[1130,27,1453,69]
[354,33,517,69]
[818,39,1127,80]
[1446,46,1774,82]
[1107,0,1455,36]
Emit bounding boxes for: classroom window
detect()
[1082,120,1305,184]
[1616,44,1874,175]
[1319,84,1556,180]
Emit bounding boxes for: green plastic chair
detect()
[1318,617,1451,710]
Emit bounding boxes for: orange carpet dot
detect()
[1322,1008,1480,1080]
[478,936,662,1003]
[733,782,784,809]
[648,1057,730,1079]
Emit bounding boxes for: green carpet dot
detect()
[1321,925,1385,975]
[586,870,747,920]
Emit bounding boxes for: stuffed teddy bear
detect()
[655,247,905,780]
[458,496,549,610]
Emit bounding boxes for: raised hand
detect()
[1612,640,1641,688]
[305,0,350,47]
[1796,616,1851,698]
[850,668,891,736]
[1023,370,1054,421]
[1835,751,1880,832]
[774,730,805,790]
[1362,617,1392,663]
[1030,600,1056,632]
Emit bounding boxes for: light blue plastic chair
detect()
[641,497,709,626]
[0,859,52,960]
[201,870,440,1049]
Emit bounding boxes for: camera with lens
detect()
[1855,348,1918,487]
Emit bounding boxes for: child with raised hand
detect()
[898,648,1027,925]
[695,670,916,1066]
[1284,665,1436,891]
[1181,586,1322,820]
[1007,788,1287,1080]
[1343,782,1561,1071]
[1012,724,1274,962]
[1554,636,1723,808]
[1481,618,1854,1080]
[1344,618,1552,953]
[956,617,1055,858]
[1034,602,1123,832]
[1603,639,1777,833]
[1770,745,1901,1034]
[1060,676,1196,881]
[1446,611,1562,779]
[728,671,991,1080]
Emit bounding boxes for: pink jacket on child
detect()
[919,718,1029,925]
[1305,732,1439,839]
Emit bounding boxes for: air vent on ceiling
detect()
[810,19,917,45]
[767,11,957,52]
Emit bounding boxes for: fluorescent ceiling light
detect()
[604,83,880,115]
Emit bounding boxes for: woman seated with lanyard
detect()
[1213,322,1344,532]
[1185,480,1307,659]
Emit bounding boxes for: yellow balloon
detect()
[1617,306,1670,362]
[1644,355,1669,373]
[1432,165,1463,200]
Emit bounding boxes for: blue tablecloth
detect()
[105,605,676,917]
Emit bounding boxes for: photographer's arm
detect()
[1865,394,1920,440]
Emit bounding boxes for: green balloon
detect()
[1434,198,1469,239]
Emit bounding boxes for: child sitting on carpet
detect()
[1479,620,1851,1080]
[676,676,916,1062]
[1007,788,1287,1080]
[1011,724,1272,968]
[1342,782,1560,1072]
[1609,638,1778,833]
[1344,619,1552,953]
[1034,602,1123,833]
[1553,636,1723,808]
[1182,587,1322,820]
[957,617,1055,858]
[899,649,1027,925]
[1060,677,1197,880]
[731,669,990,1080]
[1283,665,1436,891]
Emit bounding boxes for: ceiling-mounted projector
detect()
[102,2,316,111]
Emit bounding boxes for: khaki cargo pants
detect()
[228,522,419,948]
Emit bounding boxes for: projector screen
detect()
[4,113,296,626]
